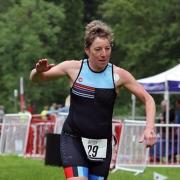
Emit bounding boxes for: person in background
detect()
[175,99,180,124]
[58,95,70,114]
[159,100,175,124]
[18,106,31,123]
[27,103,34,114]
[175,99,180,161]
[159,100,175,139]
[156,100,176,162]
[40,105,49,120]
[49,102,57,112]
[30,20,156,180]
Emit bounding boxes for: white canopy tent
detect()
[131,64,180,123]
[138,64,180,94]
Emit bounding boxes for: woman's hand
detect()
[139,127,157,148]
[35,59,55,73]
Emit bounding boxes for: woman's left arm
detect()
[115,67,157,147]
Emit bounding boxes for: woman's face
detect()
[85,37,112,71]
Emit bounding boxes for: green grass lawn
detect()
[0,155,179,180]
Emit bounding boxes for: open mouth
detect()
[99,59,107,62]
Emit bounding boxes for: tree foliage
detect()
[99,0,180,114]
[83,0,104,22]
[100,0,180,77]
[58,0,84,60]
[0,0,179,114]
[0,0,65,112]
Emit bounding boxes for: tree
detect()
[100,0,180,77]
[83,0,104,22]
[0,0,65,112]
[58,0,84,60]
[99,0,180,115]
[0,0,18,12]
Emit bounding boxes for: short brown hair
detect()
[84,20,113,48]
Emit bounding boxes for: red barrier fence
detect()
[25,114,56,157]
[2,114,179,168]
[25,114,123,162]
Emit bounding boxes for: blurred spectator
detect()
[18,106,31,122]
[150,100,176,162]
[49,102,58,114]
[0,105,5,123]
[175,99,180,124]
[159,100,175,124]
[58,95,70,114]
[174,99,180,161]
[40,105,49,120]
[48,103,64,115]
[56,103,63,109]
[27,103,34,114]
[159,100,175,138]
[58,106,69,114]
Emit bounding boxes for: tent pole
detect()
[164,80,169,163]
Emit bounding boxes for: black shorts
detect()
[60,132,112,178]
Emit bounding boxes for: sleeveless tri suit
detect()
[60,59,117,179]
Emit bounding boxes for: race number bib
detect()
[81,137,107,161]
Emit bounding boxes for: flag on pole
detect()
[153,172,168,180]
[20,77,25,112]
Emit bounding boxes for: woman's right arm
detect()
[30,58,72,82]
